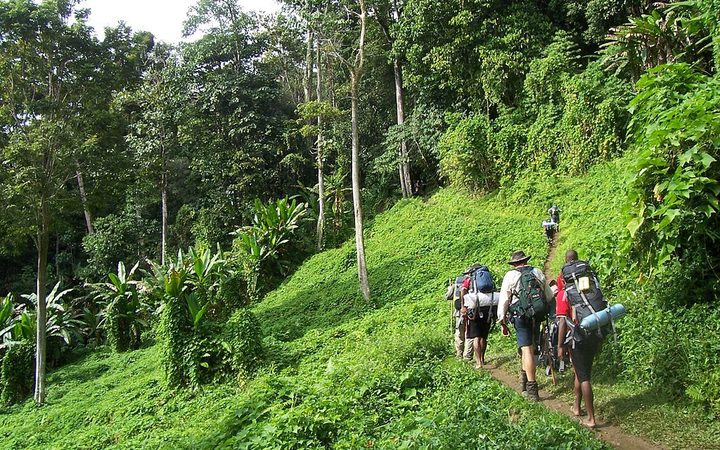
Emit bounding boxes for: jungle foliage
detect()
[0,0,719,446]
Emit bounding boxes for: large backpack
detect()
[510,266,549,320]
[451,276,465,311]
[561,260,608,339]
[467,265,495,294]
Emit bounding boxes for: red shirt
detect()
[462,277,472,291]
[555,273,571,317]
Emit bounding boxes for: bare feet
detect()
[583,419,597,429]
[570,406,585,417]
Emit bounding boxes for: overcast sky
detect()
[80,0,281,43]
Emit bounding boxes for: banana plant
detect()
[187,245,226,291]
[89,262,149,351]
[22,282,83,346]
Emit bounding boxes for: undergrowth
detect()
[0,187,606,449]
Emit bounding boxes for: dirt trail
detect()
[482,232,661,450]
[483,357,659,450]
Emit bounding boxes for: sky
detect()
[80,0,281,43]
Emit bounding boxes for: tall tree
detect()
[328,0,371,301]
[124,46,181,265]
[315,33,328,249]
[374,0,412,198]
[0,0,95,404]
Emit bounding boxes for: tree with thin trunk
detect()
[124,46,181,266]
[315,33,327,250]
[374,0,412,198]
[327,0,371,301]
[0,0,95,404]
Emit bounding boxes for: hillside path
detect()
[483,231,661,450]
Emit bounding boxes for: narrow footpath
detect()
[483,232,660,450]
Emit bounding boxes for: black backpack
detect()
[510,266,549,320]
[561,260,608,339]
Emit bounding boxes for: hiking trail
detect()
[483,231,661,450]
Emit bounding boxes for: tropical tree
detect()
[0,0,98,404]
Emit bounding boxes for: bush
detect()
[222,308,263,379]
[615,264,720,415]
[0,342,34,405]
[437,114,497,191]
[81,211,158,281]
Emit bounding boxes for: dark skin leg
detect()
[571,374,583,416]
[476,337,487,365]
[571,373,596,427]
[581,380,596,428]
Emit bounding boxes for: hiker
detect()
[556,249,604,428]
[549,204,561,224]
[542,218,557,243]
[498,251,553,401]
[446,277,473,360]
[459,265,498,368]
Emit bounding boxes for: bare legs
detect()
[473,337,487,367]
[572,373,596,427]
[520,345,536,381]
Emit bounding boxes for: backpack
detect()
[451,276,465,311]
[467,265,495,294]
[509,266,549,320]
[561,260,608,340]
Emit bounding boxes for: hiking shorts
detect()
[512,316,541,348]
[571,334,602,382]
[466,317,492,339]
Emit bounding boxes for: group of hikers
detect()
[446,207,613,429]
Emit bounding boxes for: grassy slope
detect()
[0,188,608,449]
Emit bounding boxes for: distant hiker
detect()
[542,218,557,243]
[556,249,605,428]
[459,264,499,368]
[446,277,472,360]
[498,251,553,402]
[549,204,561,224]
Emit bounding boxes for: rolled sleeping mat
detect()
[579,303,626,331]
[463,292,500,309]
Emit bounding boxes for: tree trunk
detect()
[316,34,325,250]
[393,58,412,198]
[161,168,168,266]
[75,160,94,234]
[303,27,313,105]
[350,0,370,302]
[34,196,49,405]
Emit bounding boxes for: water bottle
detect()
[579,304,626,331]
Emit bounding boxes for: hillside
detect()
[1,185,601,448]
[2,155,719,449]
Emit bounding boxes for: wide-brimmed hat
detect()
[508,251,531,265]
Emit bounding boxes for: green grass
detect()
[489,156,720,450]
[0,187,607,449]
[4,156,717,448]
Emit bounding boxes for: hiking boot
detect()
[519,370,528,395]
[526,381,540,402]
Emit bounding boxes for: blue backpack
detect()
[468,265,495,294]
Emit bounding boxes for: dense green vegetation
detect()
[1,0,720,447]
[1,187,610,449]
